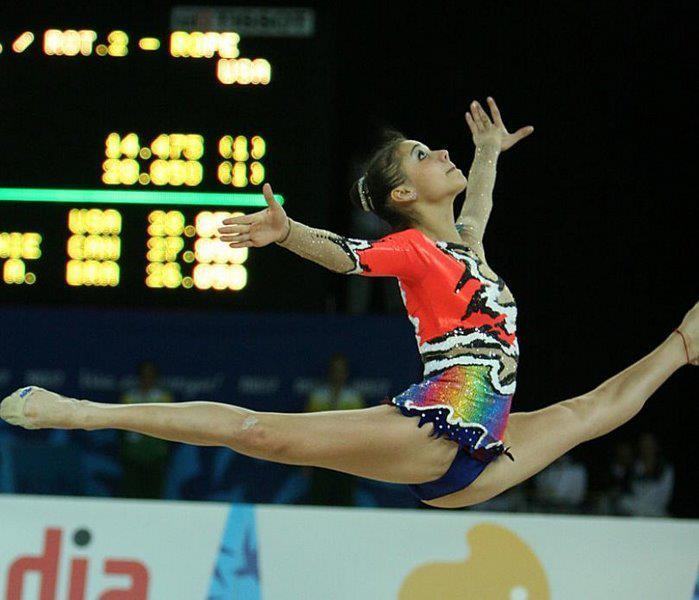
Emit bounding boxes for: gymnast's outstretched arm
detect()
[456,97,534,259]
[218,184,362,273]
[218,183,416,279]
[274,218,364,274]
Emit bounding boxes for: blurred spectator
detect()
[617,432,675,517]
[593,440,635,514]
[119,361,173,499]
[304,353,365,505]
[531,452,588,513]
[609,440,635,497]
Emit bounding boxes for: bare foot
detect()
[676,302,699,366]
[0,386,81,430]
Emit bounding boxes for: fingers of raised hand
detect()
[228,240,254,248]
[464,112,479,136]
[218,223,250,235]
[473,101,492,129]
[221,214,254,226]
[513,125,535,142]
[469,102,485,131]
[219,220,251,242]
[262,183,277,207]
[501,125,535,151]
[486,97,504,127]
[221,233,250,243]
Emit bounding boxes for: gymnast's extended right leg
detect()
[422,303,698,508]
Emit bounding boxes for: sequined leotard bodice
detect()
[343,227,518,393]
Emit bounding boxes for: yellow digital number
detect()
[218,135,265,186]
[121,133,140,158]
[217,161,232,184]
[150,160,202,186]
[232,136,249,161]
[250,162,265,185]
[147,236,184,262]
[219,135,232,159]
[145,262,182,289]
[168,134,186,159]
[148,210,185,237]
[193,264,247,291]
[3,259,26,284]
[0,232,42,259]
[151,134,170,160]
[232,161,247,187]
[107,30,128,57]
[105,133,121,159]
[251,136,266,159]
[184,134,204,160]
[105,132,140,159]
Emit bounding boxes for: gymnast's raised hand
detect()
[218,183,290,248]
[456,97,533,259]
[464,96,534,151]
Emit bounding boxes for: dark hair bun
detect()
[346,129,408,229]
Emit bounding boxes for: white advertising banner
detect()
[0,495,697,600]
[0,496,226,599]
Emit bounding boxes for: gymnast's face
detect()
[391,140,467,207]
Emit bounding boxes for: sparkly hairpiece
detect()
[357,175,375,212]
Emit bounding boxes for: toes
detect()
[0,392,23,425]
[0,387,40,429]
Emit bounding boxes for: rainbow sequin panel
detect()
[391,364,513,460]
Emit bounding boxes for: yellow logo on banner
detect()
[398,523,550,599]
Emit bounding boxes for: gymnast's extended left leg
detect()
[423,304,697,508]
[0,390,458,486]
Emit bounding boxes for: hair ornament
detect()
[357,175,375,212]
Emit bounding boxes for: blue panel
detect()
[0,307,424,506]
[207,504,260,600]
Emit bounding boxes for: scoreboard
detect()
[0,5,334,310]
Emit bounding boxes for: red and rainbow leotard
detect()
[340,227,518,461]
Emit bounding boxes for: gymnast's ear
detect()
[390,186,417,205]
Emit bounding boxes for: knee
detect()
[227,413,287,460]
[560,392,606,440]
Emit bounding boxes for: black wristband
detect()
[277,219,292,244]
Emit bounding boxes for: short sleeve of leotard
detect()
[343,229,425,280]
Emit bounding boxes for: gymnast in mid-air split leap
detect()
[2,98,697,508]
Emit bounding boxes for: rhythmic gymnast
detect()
[1,98,697,508]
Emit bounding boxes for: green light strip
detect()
[0,187,284,207]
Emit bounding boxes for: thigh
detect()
[263,405,459,484]
[424,394,592,508]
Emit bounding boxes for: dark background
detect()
[0,1,696,515]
